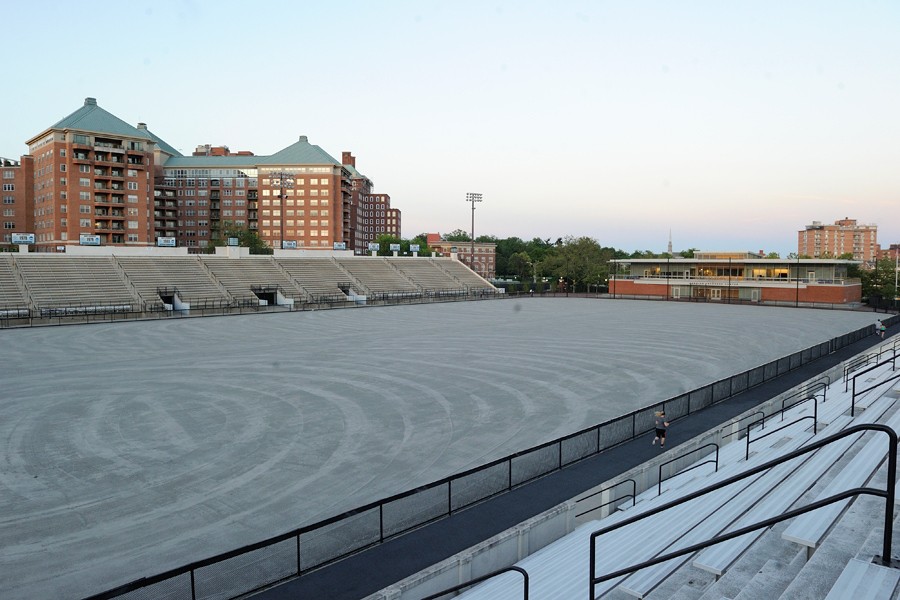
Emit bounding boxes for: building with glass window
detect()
[9,97,401,253]
[610,251,862,306]
[0,155,34,245]
[798,218,879,264]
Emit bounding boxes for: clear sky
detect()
[1,1,898,256]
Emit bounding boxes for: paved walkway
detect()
[257,318,894,600]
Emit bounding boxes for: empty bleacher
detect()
[200,256,304,304]
[387,257,468,295]
[0,254,29,315]
[277,257,357,302]
[433,257,496,292]
[115,256,230,308]
[378,348,900,600]
[334,257,420,296]
[13,255,137,315]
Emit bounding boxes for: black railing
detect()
[658,443,718,496]
[83,323,874,600]
[420,566,529,600]
[851,353,900,417]
[746,406,816,461]
[589,423,897,599]
[575,479,636,519]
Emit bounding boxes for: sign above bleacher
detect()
[390,243,401,252]
[79,234,101,246]
[11,233,34,245]
[333,242,346,250]
[410,244,420,252]
[368,243,380,251]
[156,237,176,247]
[227,237,239,247]
[282,241,297,249]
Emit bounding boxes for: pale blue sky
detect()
[1,1,898,256]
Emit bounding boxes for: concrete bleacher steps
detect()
[200,256,304,303]
[441,365,900,600]
[823,558,900,600]
[116,256,230,306]
[13,255,138,312]
[335,257,419,295]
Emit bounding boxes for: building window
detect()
[2,208,14,216]
[127,182,138,190]
[79,165,90,173]
[79,218,91,227]
[2,196,13,204]
[3,222,14,229]
[2,184,14,191]
[60,164,66,172]
[127,234,138,242]
[127,221,138,229]
[79,178,89,187]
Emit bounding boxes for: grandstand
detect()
[0,253,496,325]
[367,338,900,600]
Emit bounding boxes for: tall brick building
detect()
[342,152,401,254]
[1,155,34,245]
[3,97,401,253]
[798,218,879,263]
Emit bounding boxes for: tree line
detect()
[209,222,897,303]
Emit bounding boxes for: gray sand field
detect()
[0,298,878,599]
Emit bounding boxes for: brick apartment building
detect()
[1,155,34,245]
[798,218,879,263]
[3,97,401,253]
[342,152,401,254]
[426,233,496,279]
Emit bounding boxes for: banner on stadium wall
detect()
[389,243,401,252]
[11,233,34,245]
[368,243,380,251]
[79,234,101,246]
[282,241,297,249]
[410,244,420,252]
[333,242,346,250]
[156,237,176,247]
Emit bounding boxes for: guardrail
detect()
[82,323,874,600]
[420,566,529,600]
[659,443,719,496]
[589,423,897,599]
[851,352,900,417]
[575,479,636,519]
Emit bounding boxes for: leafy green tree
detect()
[861,257,898,302]
[507,251,533,281]
[765,251,780,259]
[444,229,471,242]
[206,221,272,254]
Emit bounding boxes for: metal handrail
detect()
[851,353,900,416]
[588,423,897,598]
[658,443,718,496]
[722,411,765,441]
[575,479,636,519]
[745,411,816,461]
[780,392,824,421]
[420,565,529,600]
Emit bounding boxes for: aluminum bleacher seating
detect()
[439,360,900,600]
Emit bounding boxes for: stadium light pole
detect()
[466,192,483,274]
[270,170,294,249]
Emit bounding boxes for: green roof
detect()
[259,136,341,166]
[49,97,148,139]
[162,155,261,168]
[161,135,343,169]
[142,127,182,157]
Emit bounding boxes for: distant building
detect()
[10,97,401,253]
[610,251,861,306]
[798,218,879,263]
[342,152,401,254]
[426,233,496,280]
[0,155,34,247]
